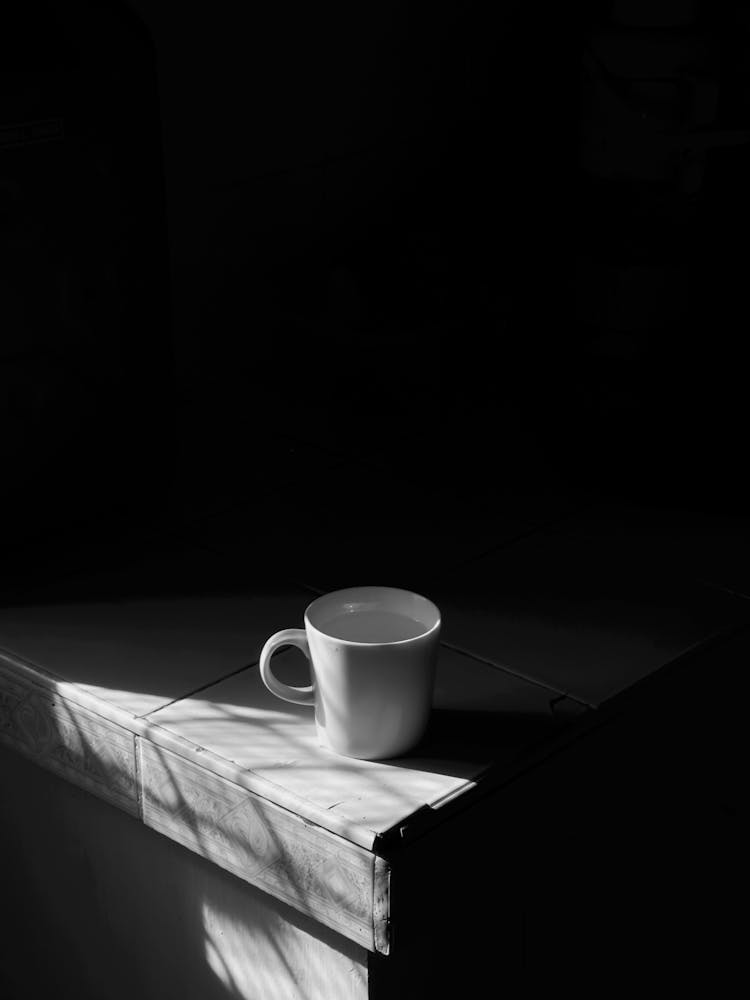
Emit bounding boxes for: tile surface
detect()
[544,503,750,598]
[0,654,138,814]
[145,644,582,840]
[431,522,750,706]
[0,544,312,718]
[138,738,379,950]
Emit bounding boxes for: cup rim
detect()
[304,585,441,646]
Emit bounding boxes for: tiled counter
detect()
[1,509,747,997]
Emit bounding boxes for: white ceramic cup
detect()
[259,586,441,760]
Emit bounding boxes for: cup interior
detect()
[306,586,441,644]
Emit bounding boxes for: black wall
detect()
[3,0,749,558]
[122,0,750,512]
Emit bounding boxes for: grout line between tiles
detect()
[287,582,594,707]
[437,638,594,708]
[137,645,302,721]
[138,660,260,719]
[133,734,144,820]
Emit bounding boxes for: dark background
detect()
[0,6,746,992]
[2,0,750,562]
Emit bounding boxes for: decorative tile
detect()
[138,738,380,951]
[0,654,137,814]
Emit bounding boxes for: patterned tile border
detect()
[139,739,384,952]
[0,656,138,815]
[0,651,391,953]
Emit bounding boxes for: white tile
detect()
[548,502,750,597]
[0,654,138,814]
[138,738,378,951]
[432,523,750,706]
[144,645,577,839]
[0,545,312,718]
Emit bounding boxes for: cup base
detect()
[317,734,421,762]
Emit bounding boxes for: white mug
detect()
[259,586,441,760]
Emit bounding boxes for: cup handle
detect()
[259,628,315,706]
